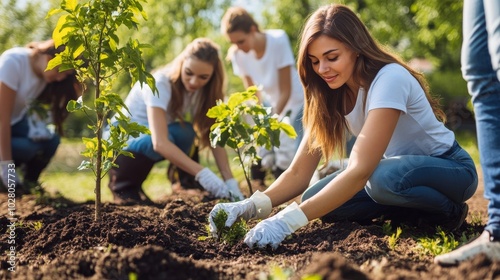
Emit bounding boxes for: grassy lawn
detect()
[39,138,246,203]
[39,130,479,203]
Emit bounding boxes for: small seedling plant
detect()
[208,208,248,246]
[47,0,157,221]
[417,226,460,256]
[207,86,297,195]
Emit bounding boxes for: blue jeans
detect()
[11,116,60,184]
[125,122,196,162]
[302,141,478,222]
[462,0,500,238]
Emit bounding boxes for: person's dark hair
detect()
[297,4,446,161]
[167,38,226,149]
[27,39,82,135]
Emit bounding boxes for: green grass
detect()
[39,138,245,203]
[39,138,176,202]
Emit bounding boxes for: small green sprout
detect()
[200,209,248,246]
[11,220,44,231]
[417,226,460,256]
[388,227,402,250]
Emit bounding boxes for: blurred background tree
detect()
[0,0,473,136]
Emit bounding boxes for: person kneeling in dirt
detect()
[0,39,81,194]
[208,4,478,249]
[104,38,244,205]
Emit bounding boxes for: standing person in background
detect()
[0,39,81,193]
[105,38,244,205]
[221,6,304,188]
[435,0,500,266]
[209,4,478,250]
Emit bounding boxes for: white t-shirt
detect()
[0,47,47,125]
[346,63,454,157]
[231,29,303,118]
[121,66,201,125]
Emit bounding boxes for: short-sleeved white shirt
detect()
[346,63,454,157]
[121,66,201,125]
[231,29,303,116]
[0,47,47,125]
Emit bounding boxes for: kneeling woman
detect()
[107,38,243,205]
[209,4,478,249]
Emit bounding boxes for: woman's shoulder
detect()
[265,29,287,37]
[370,63,421,100]
[375,63,414,81]
[265,29,290,42]
[265,29,293,52]
[0,47,30,63]
[379,63,406,73]
[152,66,172,84]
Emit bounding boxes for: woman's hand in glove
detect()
[224,178,245,201]
[195,167,229,198]
[244,202,308,249]
[209,190,272,237]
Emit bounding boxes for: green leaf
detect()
[46,8,64,18]
[52,14,71,48]
[77,160,92,171]
[279,122,297,138]
[207,105,225,119]
[46,55,62,71]
[227,91,246,109]
[63,0,78,11]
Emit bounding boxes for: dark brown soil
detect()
[1,168,499,280]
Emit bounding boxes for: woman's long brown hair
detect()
[166,38,226,149]
[28,39,82,135]
[297,4,446,162]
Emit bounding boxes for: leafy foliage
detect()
[207,87,297,194]
[47,0,157,220]
[209,209,248,246]
[388,227,403,250]
[417,226,460,256]
[0,0,59,51]
[354,0,463,71]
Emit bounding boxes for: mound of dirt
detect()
[0,179,498,280]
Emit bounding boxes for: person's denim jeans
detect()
[125,122,195,162]
[301,141,478,222]
[11,116,60,184]
[462,0,500,238]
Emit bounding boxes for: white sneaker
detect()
[434,231,500,266]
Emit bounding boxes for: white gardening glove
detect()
[225,178,245,201]
[0,160,20,189]
[195,167,229,198]
[27,112,53,141]
[244,202,308,249]
[209,190,272,238]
